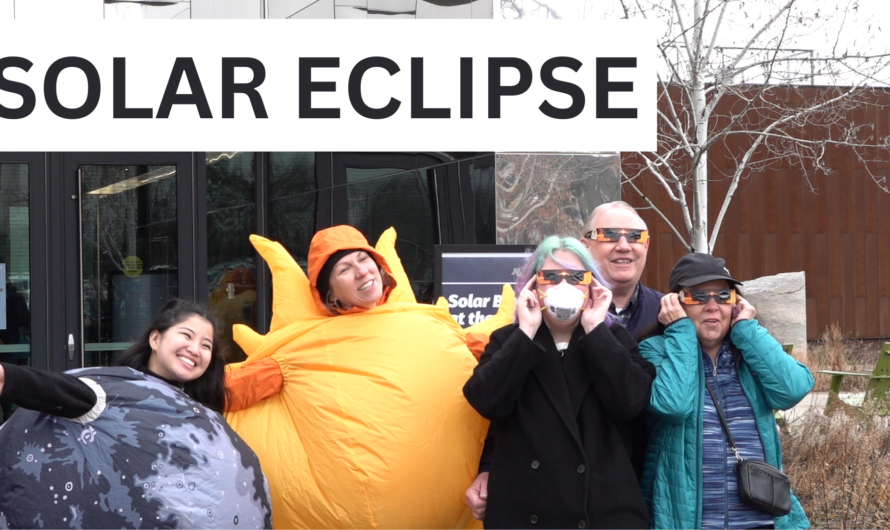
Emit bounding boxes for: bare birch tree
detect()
[500,0,890,253]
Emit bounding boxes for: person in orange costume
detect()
[225,225,512,529]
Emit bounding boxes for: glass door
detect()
[65,154,195,369]
[79,165,180,366]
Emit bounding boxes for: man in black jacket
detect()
[465,201,664,521]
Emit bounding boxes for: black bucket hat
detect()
[668,253,742,292]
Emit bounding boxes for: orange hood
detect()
[307,225,396,315]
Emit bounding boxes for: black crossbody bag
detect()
[704,380,792,517]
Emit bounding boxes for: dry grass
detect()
[781,324,890,528]
[807,324,882,393]
[783,408,890,529]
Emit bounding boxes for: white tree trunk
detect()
[690,0,709,253]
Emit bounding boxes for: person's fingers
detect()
[668,293,682,310]
[479,473,488,499]
[523,276,536,292]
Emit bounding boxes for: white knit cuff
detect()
[71,377,106,424]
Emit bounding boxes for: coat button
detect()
[530,515,539,524]
[578,520,586,528]
[531,460,540,469]
[577,464,586,473]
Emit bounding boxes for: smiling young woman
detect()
[0,299,272,529]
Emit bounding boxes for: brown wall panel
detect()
[856,298,868,337]
[881,231,890,297]
[830,296,843,330]
[764,233,778,275]
[881,297,890,337]
[866,233,880,336]
[789,169,804,233]
[842,235,856,330]
[737,233,753,282]
[764,172,777,233]
[789,233,805,273]
[750,173,766,279]
[775,168,791,271]
[827,177,843,298]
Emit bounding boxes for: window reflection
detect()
[469,158,496,244]
[80,165,179,367]
[346,168,437,303]
[206,152,256,363]
[0,163,31,425]
[269,153,317,270]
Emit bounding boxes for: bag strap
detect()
[704,379,744,463]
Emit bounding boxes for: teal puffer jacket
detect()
[639,319,813,530]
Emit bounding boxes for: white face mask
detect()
[538,282,587,321]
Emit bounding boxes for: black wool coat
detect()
[463,322,655,529]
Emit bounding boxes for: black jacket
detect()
[463,322,655,529]
[626,284,663,341]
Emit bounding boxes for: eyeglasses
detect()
[679,289,737,305]
[536,269,594,286]
[583,227,650,244]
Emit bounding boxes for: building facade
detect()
[0,151,619,376]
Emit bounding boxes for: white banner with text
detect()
[0,19,655,151]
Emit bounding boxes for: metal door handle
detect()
[68,334,75,361]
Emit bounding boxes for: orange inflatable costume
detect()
[225,226,513,529]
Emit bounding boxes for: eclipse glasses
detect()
[583,227,650,244]
[679,289,738,305]
[536,269,594,286]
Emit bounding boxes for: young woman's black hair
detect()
[117,298,228,413]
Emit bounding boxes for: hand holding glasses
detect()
[517,277,543,338]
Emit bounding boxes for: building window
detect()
[206,152,257,362]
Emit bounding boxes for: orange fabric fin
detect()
[225,356,284,412]
[375,227,416,304]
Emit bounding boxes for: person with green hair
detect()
[463,235,655,529]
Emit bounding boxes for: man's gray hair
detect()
[584,201,647,233]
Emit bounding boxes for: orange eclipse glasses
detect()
[679,289,738,305]
[583,227,650,244]
[536,269,594,286]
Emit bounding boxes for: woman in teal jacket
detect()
[639,253,813,530]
